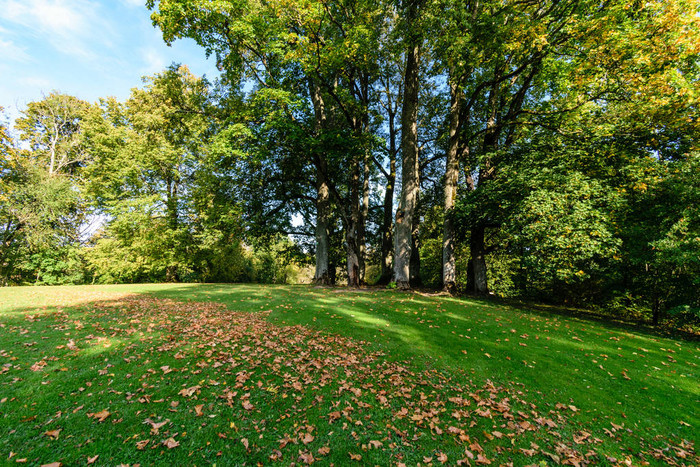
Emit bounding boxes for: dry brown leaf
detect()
[145,418,169,435]
[299,451,315,464]
[163,437,179,449]
[89,409,110,422]
[178,385,201,397]
[301,433,314,445]
[44,429,61,440]
[135,439,150,450]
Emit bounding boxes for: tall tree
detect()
[14,93,89,176]
[0,108,20,283]
[1,97,90,285]
[375,58,402,284]
[394,0,423,290]
[149,0,386,287]
[83,65,214,282]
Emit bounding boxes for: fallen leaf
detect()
[299,451,315,464]
[44,429,61,440]
[135,439,150,450]
[178,385,201,397]
[87,455,99,464]
[89,409,110,422]
[145,418,169,435]
[163,437,179,449]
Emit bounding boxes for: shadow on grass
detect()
[481,294,700,343]
[138,284,700,403]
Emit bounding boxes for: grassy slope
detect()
[0,283,697,466]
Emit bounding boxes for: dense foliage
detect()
[1,0,698,327]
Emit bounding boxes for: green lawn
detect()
[0,284,696,466]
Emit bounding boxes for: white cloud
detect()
[24,76,53,89]
[0,38,31,62]
[140,46,166,75]
[121,0,146,8]
[0,0,113,59]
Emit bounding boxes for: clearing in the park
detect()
[0,284,696,466]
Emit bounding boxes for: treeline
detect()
[1,0,699,327]
[0,74,303,286]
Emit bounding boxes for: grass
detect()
[0,283,697,466]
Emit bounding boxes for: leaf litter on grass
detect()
[1,295,696,466]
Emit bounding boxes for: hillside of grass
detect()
[0,284,696,466]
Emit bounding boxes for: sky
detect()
[0,0,220,124]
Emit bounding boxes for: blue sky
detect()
[0,0,219,123]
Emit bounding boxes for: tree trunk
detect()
[346,151,361,288]
[378,155,396,284]
[378,98,398,285]
[652,297,661,325]
[358,154,370,284]
[346,231,360,288]
[394,38,421,290]
[166,177,180,282]
[468,224,489,294]
[314,165,332,285]
[310,80,333,285]
[467,73,499,295]
[443,81,462,293]
[410,202,422,288]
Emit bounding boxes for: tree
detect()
[148,0,390,288]
[437,0,700,297]
[393,0,424,290]
[14,92,89,176]
[83,65,215,282]
[0,108,20,283]
[0,97,90,285]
